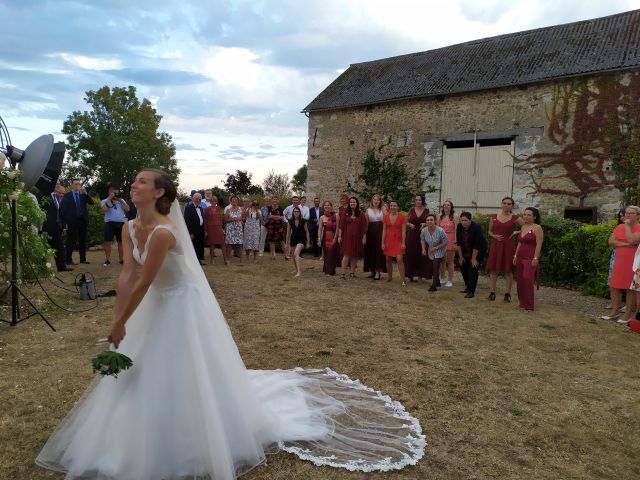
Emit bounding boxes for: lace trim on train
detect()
[278,367,426,472]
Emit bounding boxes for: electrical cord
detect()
[18,230,102,313]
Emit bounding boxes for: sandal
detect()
[340,273,346,280]
[504,293,511,303]
[350,273,355,278]
[488,292,496,301]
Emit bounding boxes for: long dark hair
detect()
[440,200,455,220]
[289,206,303,227]
[525,207,541,225]
[346,196,361,217]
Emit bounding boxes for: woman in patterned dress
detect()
[204,195,227,265]
[318,201,340,275]
[405,194,430,282]
[420,213,449,291]
[266,197,287,260]
[225,195,244,264]
[438,200,458,288]
[486,197,523,302]
[243,200,262,262]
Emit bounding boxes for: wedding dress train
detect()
[36,201,426,480]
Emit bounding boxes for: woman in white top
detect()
[363,194,387,280]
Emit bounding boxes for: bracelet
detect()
[533,257,538,260]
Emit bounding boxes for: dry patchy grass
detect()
[1,250,639,480]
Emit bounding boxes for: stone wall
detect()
[306,70,640,219]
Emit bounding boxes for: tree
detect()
[291,164,307,195]
[262,170,291,198]
[349,150,428,210]
[223,169,254,195]
[62,86,180,196]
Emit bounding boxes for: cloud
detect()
[58,53,122,70]
[175,143,203,151]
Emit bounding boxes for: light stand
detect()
[0,117,64,331]
[0,192,56,330]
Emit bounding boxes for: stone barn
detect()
[303,9,640,220]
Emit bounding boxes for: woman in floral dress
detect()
[225,195,244,264]
[243,200,262,262]
[266,197,287,260]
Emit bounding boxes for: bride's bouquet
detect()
[91,350,133,378]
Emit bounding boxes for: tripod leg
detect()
[15,284,56,331]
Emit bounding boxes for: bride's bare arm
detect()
[108,229,176,347]
[112,225,136,322]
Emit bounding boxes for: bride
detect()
[36,169,426,480]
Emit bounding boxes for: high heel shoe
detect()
[488,292,496,301]
[504,293,511,303]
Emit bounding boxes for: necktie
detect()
[74,192,82,216]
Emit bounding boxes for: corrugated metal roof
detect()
[303,9,640,112]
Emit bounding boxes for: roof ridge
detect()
[350,9,639,68]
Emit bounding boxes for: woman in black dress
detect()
[286,206,310,276]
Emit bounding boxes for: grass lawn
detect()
[1,250,639,480]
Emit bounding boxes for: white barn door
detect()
[440,141,514,212]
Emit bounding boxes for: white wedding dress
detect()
[36,201,426,480]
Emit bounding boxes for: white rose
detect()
[8,191,19,201]
[6,170,17,180]
[46,262,52,269]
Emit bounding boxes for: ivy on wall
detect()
[517,72,640,205]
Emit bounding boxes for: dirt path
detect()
[1,251,638,480]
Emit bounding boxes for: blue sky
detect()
[1,0,639,192]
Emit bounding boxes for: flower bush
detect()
[0,168,56,282]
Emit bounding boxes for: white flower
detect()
[21,215,27,222]
[6,170,17,180]
[45,262,52,269]
[8,191,19,201]
[18,182,25,189]
[100,365,110,372]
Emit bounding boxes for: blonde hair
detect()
[369,194,382,210]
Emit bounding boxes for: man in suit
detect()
[184,192,205,264]
[60,178,94,265]
[41,181,72,272]
[456,211,487,298]
[307,197,323,257]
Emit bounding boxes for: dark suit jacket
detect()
[60,191,94,226]
[39,193,63,232]
[184,203,205,236]
[456,221,487,262]
[308,206,324,230]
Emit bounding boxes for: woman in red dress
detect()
[363,194,387,280]
[204,196,228,265]
[514,207,543,311]
[318,201,340,275]
[382,200,408,286]
[487,197,523,302]
[604,206,640,321]
[405,195,430,282]
[337,197,367,279]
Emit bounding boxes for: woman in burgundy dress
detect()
[514,207,543,311]
[405,195,430,282]
[363,194,387,280]
[337,197,367,279]
[487,197,523,302]
[204,196,228,265]
[318,201,340,275]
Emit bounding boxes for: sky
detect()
[1,0,639,193]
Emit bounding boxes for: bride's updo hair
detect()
[140,168,177,215]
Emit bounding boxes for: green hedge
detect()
[474,214,615,298]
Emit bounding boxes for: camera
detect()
[114,191,122,198]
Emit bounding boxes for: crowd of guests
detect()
[44,180,640,327]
